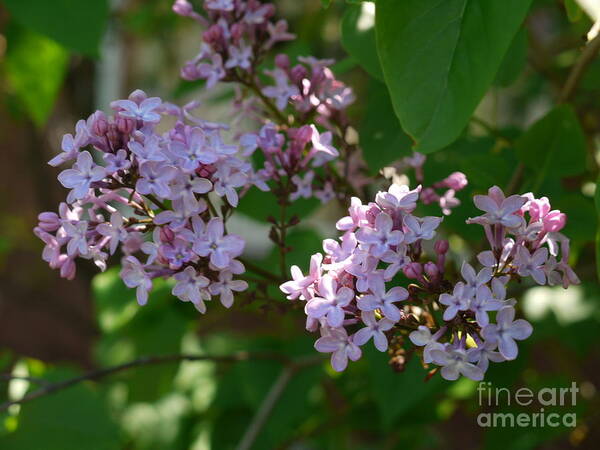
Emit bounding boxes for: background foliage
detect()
[0,0,599,449]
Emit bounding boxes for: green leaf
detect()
[340,2,383,80]
[1,368,120,450]
[3,0,108,57]
[494,27,528,87]
[359,80,413,173]
[5,26,69,126]
[515,105,587,191]
[375,0,533,153]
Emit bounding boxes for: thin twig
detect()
[239,257,284,282]
[0,351,291,411]
[0,374,50,386]
[235,355,322,450]
[505,162,525,195]
[236,366,294,450]
[559,33,600,103]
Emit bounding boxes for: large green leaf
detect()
[5,26,69,126]
[3,0,108,57]
[340,2,383,80]
[2,368,120,450]
[375,0,533,153]
[515,105,587,191]
[494,26,528,87]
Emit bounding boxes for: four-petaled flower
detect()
[355,212,403,257]
[193,217,245,268]
[120,256,153,305]
[57,151,105,201]
[430,347,484,381]
[314,327,361,372]
[482,306,532,360]
[469,186,526,228]
[172,266,210,311]
[352,311,395,351]
[357,277,407,322]
[209,270,249,308]
[403,215,442,244]
[136,162,177,198]
[515,246,548,285]
[439,282,469,321]
[305,275,354,327]
[113,97,162,123]
[97,213,128,255]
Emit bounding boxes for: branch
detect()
[239,257,284,282]
[0,351,293,411]
[559,33,600,103]
[235,355,322,450]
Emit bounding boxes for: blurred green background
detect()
[0,0,599,449]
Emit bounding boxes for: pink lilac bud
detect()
[106,124,120,148]
[38,212,61,232]
[116,116,135,134]
[543,211,566,232]
[128,89,148,105]
[290,65,308,84]
[420,187,439,204]
[424,261,439,280]
[442,172,467,190]
[294,125,313,146]
[60,257,76,280]
[91,111,109,136]
[528,197,551,222]
[160,226,176,242]
[403,262,423,279]
[181,63,201,81]
[230,23,245,41]
[275,53,290,69]
[434,239,449,255]
[203,24,223,45]
[196,163,217,178]
[173,0,194,16]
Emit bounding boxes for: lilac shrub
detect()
[34,0,582,383]
[281,185,579,378]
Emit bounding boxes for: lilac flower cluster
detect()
[280,184,579,379]
[174,0,355,120]
[35,90,257,312]
[280,183,438,371]
[174,0,294,88]
[239,122,341,204]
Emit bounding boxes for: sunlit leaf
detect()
[1,368,119,450]
[340,2,383,80]
[375,0,533,153]
[5,27,69,126]
[3,0,108,57]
